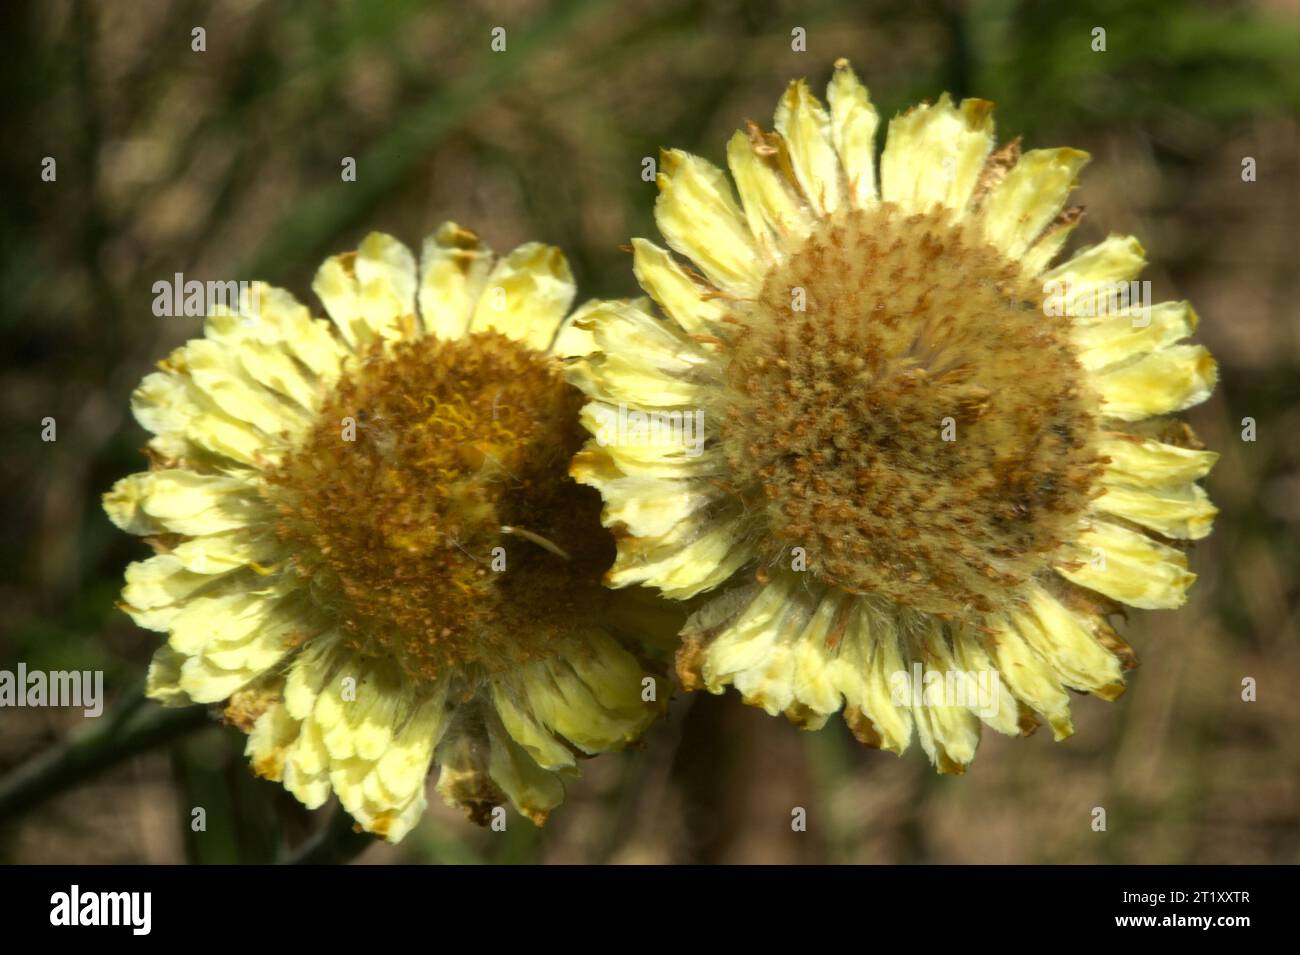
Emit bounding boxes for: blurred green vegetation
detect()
[1,0,1298,863]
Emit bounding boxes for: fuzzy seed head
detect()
[265,331,611,679]
[718,203,1103,619]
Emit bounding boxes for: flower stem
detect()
[281,805,376,865]
[0,679,212,826]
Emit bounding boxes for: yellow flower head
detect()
[564,60,1218,772]
[105,224,661,840]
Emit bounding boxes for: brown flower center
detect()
[265,331,611,679]
[718,203,1101,619]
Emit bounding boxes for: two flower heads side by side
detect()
[104,59,1217,842]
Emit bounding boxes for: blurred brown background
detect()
[1,0,1298,863]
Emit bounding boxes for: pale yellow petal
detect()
[1098,432,1218,487]
[246,701,300,781]
[169,531,278,574]
[146,645,193,707]
[179,339,311,437]
[203,286,343,404]
[1015,584,1125,695]
[283,717,332,809]
[234,337,323,413]
[574,462,719,539]
[1094,343,1217,421]
[950,627,1023,736]
[177,653,265,705]
[130,366,272,467]
[988,615,1074,740]
[418,221,495,339]
[313,232,417,348]
[122,555,217,625]
[524,651,654,755]
[773,78,842,216]
[692,585,779,687]
[605,512,753,599]
[104,470,263,537]
[248,286,346,382]
[790,590,852,716]
[1073,300,1198,372]
[485,710,565,826]
[130,371,198,443]
[980,147,1090,258]
[566,346,707,411]
[1093,481,1217,540]
[717,583,816,716]
[630,238,730,336]
[564,298,714,411]
[275,640,453,837]
[880,93,995,214]
[1057,520,1196,609]
[579,298,712,378]
[843,605,914,753]
[334,689,448,842]
[655,149,762,297]
[904,626,982,771]
[549,298,602,359]
[468,242,575,352]
[725,129,812,259]
[1021,209,1082,276]
[1041,234,1146,312]
[490,678,576,771]
[168,588,306,702]
[732,634,798,716]
[356,232,418,321]
[572,408,723,485]
[826,58,880,207]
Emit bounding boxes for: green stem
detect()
[281,805,376,865]
[0,681,211,826]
